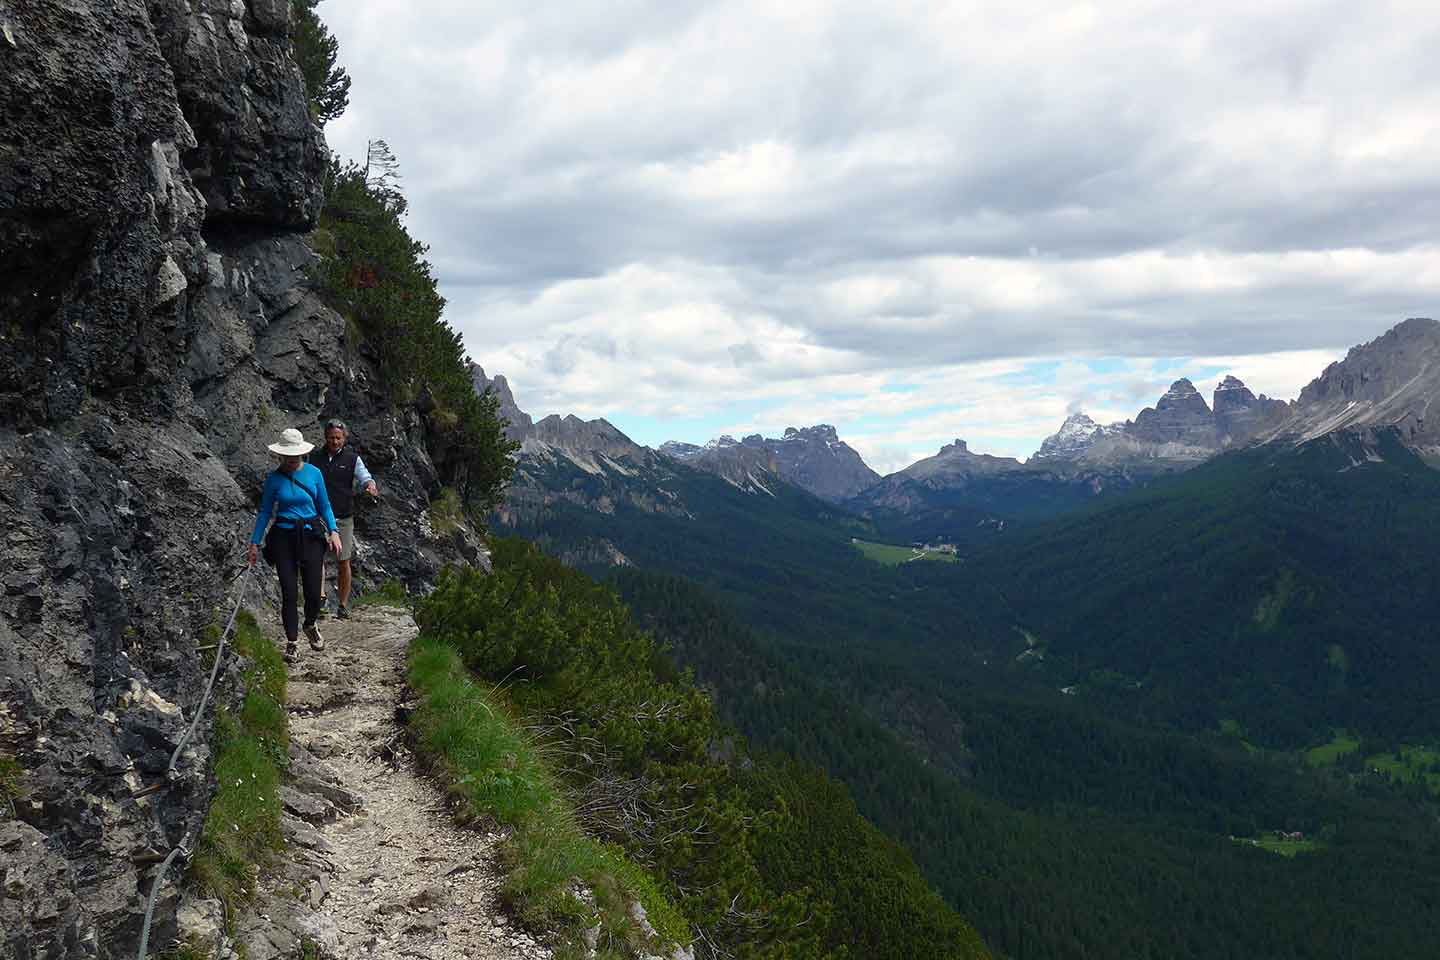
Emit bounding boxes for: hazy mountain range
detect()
[476,317,1440,542]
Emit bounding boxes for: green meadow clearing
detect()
[852,538,959,566]
[1305,730,1440,796]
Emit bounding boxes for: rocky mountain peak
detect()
[1210,374,1290,444]
[468,362,534,441]
[1281,317,1440,457]
[1157,378,1207,409]
[670,424,879,502]
[1034,413,1105,460]
[939,438,971,456]
[783,424,840,443]
[1130,378,1216,447]
[658,440,703,460]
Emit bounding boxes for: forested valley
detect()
[501,428,1440,959]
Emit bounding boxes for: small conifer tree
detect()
[290,0,351,126]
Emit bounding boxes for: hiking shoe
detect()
[336,604,351,621]
[283,640,300,664]
[304,622,325,651]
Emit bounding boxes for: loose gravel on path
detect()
[228,605,552,960]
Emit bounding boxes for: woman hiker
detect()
[247,427,343,663]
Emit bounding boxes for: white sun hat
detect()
[267,427,315,456]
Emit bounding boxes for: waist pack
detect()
[261,517,327,565]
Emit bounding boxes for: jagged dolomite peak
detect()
[1129,378,1217,447]
[662,424,881,502]
[469,363,535,441]
[1212,375,1290,446]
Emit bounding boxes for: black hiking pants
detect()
[269,525,325,642]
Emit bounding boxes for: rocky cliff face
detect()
[1274,317,1440,459]
[662,424,880,502]
[0,5,479,956]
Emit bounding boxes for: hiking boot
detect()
[336,604,351,621]
[283,640,300,664]
[304,622,325,651]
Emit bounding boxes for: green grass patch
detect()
[0,752,23,817]
[355,578,411,609]
[1249,837,1323,857]
[852,538,958,566]
[187,611,288,910]
[407,635,688,956]
[1305,730,1361,767]
[155,937,213,960]
[1366,745,1440,795]
[429,486,465,537]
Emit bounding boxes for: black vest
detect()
[311,445,359,518]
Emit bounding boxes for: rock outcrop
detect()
[0,4,481,956]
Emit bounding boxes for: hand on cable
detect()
[329,531,342,555]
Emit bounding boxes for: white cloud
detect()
[318,0,1440,466]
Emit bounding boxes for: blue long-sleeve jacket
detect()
[251,464,339,544]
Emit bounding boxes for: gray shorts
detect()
[336,517,355,562]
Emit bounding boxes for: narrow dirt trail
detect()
[233,605,552,960]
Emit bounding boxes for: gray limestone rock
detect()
[0,3,483,956]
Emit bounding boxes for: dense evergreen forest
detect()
[504,430,1440,959]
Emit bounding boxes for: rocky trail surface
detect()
[216,604,551,960]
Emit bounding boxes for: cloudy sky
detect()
[322,0,1440,473]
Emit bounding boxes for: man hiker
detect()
[310,418,378,618]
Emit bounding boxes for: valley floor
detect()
[231,606,549,960]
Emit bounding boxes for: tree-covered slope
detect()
[974,427,1440,747]
[501,425,1440,960]
[417,539,991,959]
[612,566,1440,960]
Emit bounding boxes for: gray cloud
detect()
[321,0,1440,443]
